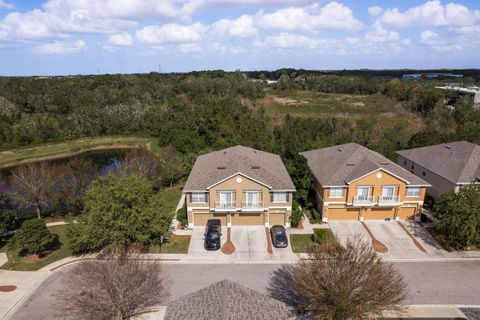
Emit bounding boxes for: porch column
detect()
[227,212,232,228]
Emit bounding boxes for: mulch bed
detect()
[265,227,273,255]
[361,222,388,254]
[0,286,17,292]
[221,227,236,255]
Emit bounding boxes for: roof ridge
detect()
[458,144,480,183]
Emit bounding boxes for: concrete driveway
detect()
[364,220,429,259]
[182,226,297,262]
[328,220,371,247]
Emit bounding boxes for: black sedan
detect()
[270,225,288,248]
[204,219,222,250]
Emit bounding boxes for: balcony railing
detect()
[242,201,263,210]
[352,195,375,206]
[378,195,401,206]
[215,201,236,210]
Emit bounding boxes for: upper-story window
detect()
[271,192,288,203]
[329,188,343,198]
[190,192,208,203]
[406,187,420,197]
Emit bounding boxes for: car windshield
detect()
[276,234,287,241]
[207,232,220,239]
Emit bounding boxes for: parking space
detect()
[183,226,227,261]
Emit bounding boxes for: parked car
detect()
[270,225,288,248]
[204,219,222,250]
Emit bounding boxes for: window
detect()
[406,187,420,197]
[382,186,396,198]
[329,188,343,198]
[246,191,260,205]
[271,192,288,203]
[219,191,233,204]
[191,192,208,203]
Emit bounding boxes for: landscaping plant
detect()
[10,219,55,256]
[54,252,168,320]
[293,238,407,319]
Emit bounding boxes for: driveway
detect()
[182,226,297,262]
[328,220,371,247]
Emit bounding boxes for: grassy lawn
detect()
[256,89,403,118]
[0,136,153,168]
[158,184,183,214]
[290,228,335,253]
[147,234,191,254]
[1,225,72,271]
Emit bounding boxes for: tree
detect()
[115,146,160,182]
[434,184,480,249]
[54,253,168,320]
[157,145,185,188]
[66,175,172,254]
[284,152,312,205]
[10,219,55,255]
[0,193,16,235]
[7,162,55,219]
[293,239,407,319]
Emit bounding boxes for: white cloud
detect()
[364,22,399,43]
[108,33,134,46]
[211,15,258,38]
[379,1,479,28]
[180,0,311,15]
[136,23,206,45]
[178,42,202,53]
[255,32,326,49]
[33,40,86,54]
[0,0,13,10]
[419,29,462,51]
[368,6,383,17]
[420,30,439,44]
[258,2,363,31]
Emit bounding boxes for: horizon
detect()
[0,0,479,75]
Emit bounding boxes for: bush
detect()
[290,200,304,228]
[10,219,55,255]
[176,207,188,227]
[310,208,321,223]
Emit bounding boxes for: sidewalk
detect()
[289,216,329,235]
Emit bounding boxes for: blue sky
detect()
[0,0,479,75]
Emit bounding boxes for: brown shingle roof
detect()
[164,280,295,320]
[396,141,480,184]
[183,145,295,191]
[301,143,429,186]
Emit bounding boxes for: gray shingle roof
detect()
[183,145,295,191]
[396,141,480,184]
[164,280,295,320]
[301,143,430,186]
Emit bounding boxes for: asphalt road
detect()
[12,261,480,319]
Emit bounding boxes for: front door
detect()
[246,191,260,208]
[357,187,370,200]
[382,186,395,199]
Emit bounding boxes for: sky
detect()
[0,0,479,75]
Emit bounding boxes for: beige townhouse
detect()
[301,143,430,221]
[397,141,480,200]
[182,146,296,228]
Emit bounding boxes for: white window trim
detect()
[329,187,344,199]
[406,187,420,198]
[356,186,371,197]
[381,185,397,197]
[190,192,208,203]
[271,192,288,203]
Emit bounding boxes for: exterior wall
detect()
[397,155,458,200]
[313,169,426,221]
[185,174,293,227]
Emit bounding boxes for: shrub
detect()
[290,200,304,228]
[310,208,321,223]
[176,207,188,227]
[10,219,55,255]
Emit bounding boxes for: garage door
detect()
[193,213,227,227]
[327,208,359,220]
[363,208,395,220]
[269,213,285,226]
[232,213,264,225]
[398,207,416,220]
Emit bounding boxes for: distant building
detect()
[436,85,480,104]
[402,73,463,80]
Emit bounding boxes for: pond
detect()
[0,149,130,217]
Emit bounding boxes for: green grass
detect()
[147,234,191,254]
[0,136,153,168]
[158,184,183,214]
[1,225,72,271]
[290,228,335,253]
[256,89,402,118]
